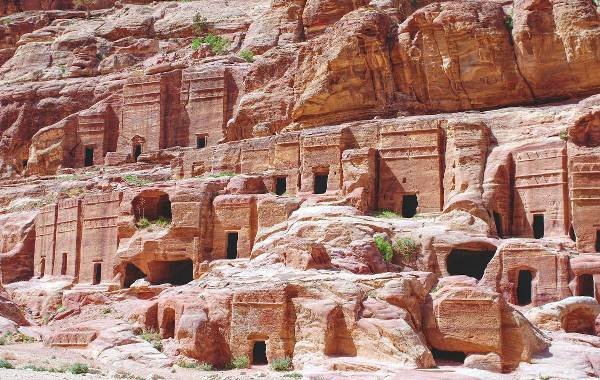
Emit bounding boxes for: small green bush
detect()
[0,359,13,369]
[284,373,303,379]
[22,364,67,373]
[122,174,151,187]
[138,329,161,343]
[152,340,163,352]
[191,34,230,54]
[207,171,235,178]
[136,217,151,229]
[67,362,89,374]
[136,217,171,229]
[373,209,400,219]
[154,216,171,228]
[239,50,254,62]
[270,357,293,371]
[374,235,394,263]
[101,307,112,314]
[228,355,249,369]
[505,10,513,30]
[559,129,569,141]
[394,237,418,259]
[177,358,199,368]
[198,362,213,371]
[0,336,5,345]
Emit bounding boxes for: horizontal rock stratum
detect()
[0,0,599,379]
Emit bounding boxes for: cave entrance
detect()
[123,263,147,288]
[252,341,268,365]
[133,144,142,162]
[517,269,533,305]
[402,194,418,218]
[147,260,193,285]
[493,211,503,238]
[533,214,544,239]
[84,147,94,167]
[93,262,102,285]
[275,177,287,196]
[227,232,239,260]
[132,192,172,223]
[577,274,595,298]
[431,349,466,365]
[446,249,495,280]
[161,307,175,339]
[61,253,68,275]
[314,173,328,194]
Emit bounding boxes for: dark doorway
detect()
[84,147,94,167]
[596,231,600,253]
[196,136,207,149]
[134,144,142,162]
[517,270,533,305]
[61,253,67,275]
[493,211,503,238]
[93,263,102,285]
[123,263,146,288]
[227,232,239,259]
[161,308,175,339]
[275,177,287,196]
[252,341,268,365]
[40,258,45,278]
[22,159,28,168]
[402,194,418,218]
[314,173,328,194]
[533,214,544,239]
[570,225,576,242]
[446,249,495,280]
[431,349,466,364]
[147,260,193,285]
[578,274,595,298]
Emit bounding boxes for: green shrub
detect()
[154,216,171,228]
[152,340,163,352]
[374,235,394,263]
[138,329,161,343]
[67,362,89,374]
[22,364,67,373]
[239,50,254,62]
[284,373,303,379]
[394,237,418,259]
[136,217,151,229]
[228,355,249,369]
[0,336,5,345]
[177,358,199,368]
[505,10,513,30]
[270,357,293,371]
[373,209,399,219]
[58,64,67,76]
[122,174,151,187]
[191,34,230,54]
[559,129,569,141]
[192,13,209,35]
[101,307,112,314]
[0,359,13,369]
[198,362,213,371]
[206,171,235,178]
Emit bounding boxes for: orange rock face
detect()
[1,0,600,378]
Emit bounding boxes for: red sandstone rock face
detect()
[0,0,600,377]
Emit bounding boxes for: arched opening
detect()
[252,341,268,365]
[40,258,45,278]
[533,214,544,239]
[563,308,597,335]
[314,173,328,194]
[517,269,533,305]
[226,232,239,259]
[133,144,142,162]
[569,225,577,242]
[493,211,503,238]
[61,253,68,275]
[446,249,495,280]
[402,194,418,218]
[93,263,102,285]
[431,349,466,365]
[132,191,172,223]
[577,274,595,298]
[161,308,175,339]
[123,263,147,288]
[147,260,193,285]
[324,307,356,357]
[275,177,287,196]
